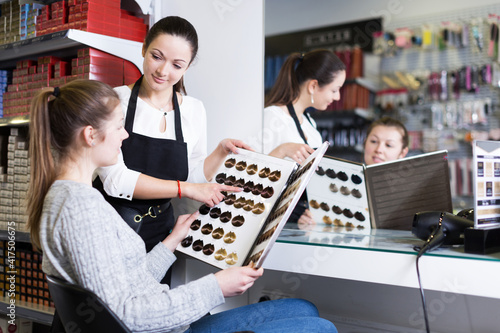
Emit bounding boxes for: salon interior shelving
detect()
[0,0,153,329]
[0,29,143,73]
[0,230,54,330]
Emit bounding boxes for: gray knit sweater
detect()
[40,180,224,333]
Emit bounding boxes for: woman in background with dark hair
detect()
[94,16,248,251]
[261,49,347,224]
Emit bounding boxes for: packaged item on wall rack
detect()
[176,143,329,269]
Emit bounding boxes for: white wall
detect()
[265,0,500,36]
[162,0,264,152]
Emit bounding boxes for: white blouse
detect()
[261,105,323,155]
[95,85,208,200]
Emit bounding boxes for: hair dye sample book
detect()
[176,143,329,269]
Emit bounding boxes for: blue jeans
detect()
[187,298,337,333]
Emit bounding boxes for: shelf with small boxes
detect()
[0,230,54,327]
[0,1,153,330]
[0,0,148,117]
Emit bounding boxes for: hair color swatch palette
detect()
[307,151,452,231]
[176,143,330,269]
[307,156,370,233]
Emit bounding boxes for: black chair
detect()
[47,275,255,333]
[46,275,131,333]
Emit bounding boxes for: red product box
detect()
[71,21,81,30]
[85,0,120,9]
[119,31,146,43]
[82,2,120,13]
[120,17,147,31]
[28,66,37,75]
[7,85,19,92]
[83,9,120,24]
[44,56,62,65]
[54,61,70,77]
[82,72,124,87]
[71,58,79,67]
[83,63,123,76]
[78,47,113,59]
[84,20,121,38]
[72,3,81,13]
[16,61,23,70]
[22,60,36,68]
[83,55,123,67]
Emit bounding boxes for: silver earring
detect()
[91,141,95,146]
[311,94,314,104]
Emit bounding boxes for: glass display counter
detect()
[277,224,500,262]
[260,224,500,300]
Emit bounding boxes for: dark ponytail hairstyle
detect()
[27,80,119,250]
[265,49,346,107]
[144,16,199,95]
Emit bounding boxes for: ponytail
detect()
[265,53,303,107]
[26,80,119,250]
[265,49,346,107]
[27,89,57,250]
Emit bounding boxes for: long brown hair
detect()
[265,49,346,107]
[27,80,119,250]
[144,16,199,95]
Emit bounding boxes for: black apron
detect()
[96,76,189,252]
[286,103,314,223]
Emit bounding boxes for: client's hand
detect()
[297,209,315,226]
[162,211,200,252]
[215,266,264,297]
[184,182,242,207]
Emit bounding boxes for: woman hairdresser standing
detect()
[262,49,346,224]
[94,16,247,251]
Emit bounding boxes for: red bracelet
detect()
[177,180,182,199]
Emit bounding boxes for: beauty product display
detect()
[473,141,500,227]
[176,142,329,269]
[307,150,452,230]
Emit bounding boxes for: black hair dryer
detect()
[412,211,474,254]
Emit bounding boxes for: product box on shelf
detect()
[176,143,329,269]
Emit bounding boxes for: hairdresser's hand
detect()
[218,138,254,155]
[270,143,315,164]
[162,211,200,252]
[297,209,315,226]
[184,183,242,207]
[215,266,264,297]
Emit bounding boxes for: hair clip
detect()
[52,86,60,97]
